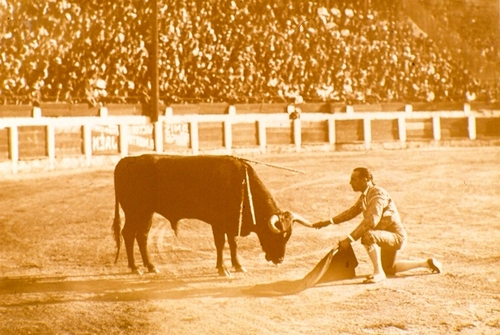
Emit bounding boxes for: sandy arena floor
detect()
[1,147,499,334]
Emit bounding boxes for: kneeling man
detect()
[313,167,442,284]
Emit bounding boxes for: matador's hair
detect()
[353,167,374,184]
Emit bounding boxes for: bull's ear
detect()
[268,214,281,234]
[291,212,315,228]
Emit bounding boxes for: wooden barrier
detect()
[0,106,499,174]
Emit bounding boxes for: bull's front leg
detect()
[212,227,230,276]
[228,235,247,273]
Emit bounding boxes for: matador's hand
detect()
[312,220,331,229]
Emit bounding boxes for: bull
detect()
[112,154,309,276]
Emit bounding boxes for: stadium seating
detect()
[0,0,497,106]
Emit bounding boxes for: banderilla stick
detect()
[234,156,305,174]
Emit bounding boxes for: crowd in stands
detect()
[0,0,498,106]
[421,0,497,64]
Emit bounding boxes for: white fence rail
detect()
[0,109,498,174]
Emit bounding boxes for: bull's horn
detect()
[291,212,315,228]
[268,214,281,234]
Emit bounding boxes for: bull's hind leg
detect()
[212,228,230,276]
[136,214,159,274]
[228,234,247,273]
[122,218,142,275]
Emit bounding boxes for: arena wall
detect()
[0,104,499,175]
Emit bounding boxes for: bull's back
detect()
[154,155,244,223]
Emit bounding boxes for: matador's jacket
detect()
[331,185,404,241]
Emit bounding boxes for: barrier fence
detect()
[1,106,499,174]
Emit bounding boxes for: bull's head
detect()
[261,211,313,265]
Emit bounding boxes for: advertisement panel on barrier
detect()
[92,125,119,154]
[164,122,190,148]
[128,124,154,152]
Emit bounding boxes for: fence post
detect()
[33,106,42,118]
[468,116,476,140]
[46,124,55,170]
[224,119,232,151]
[9,126,19,174]
[99,106,108,117]
[432,115,441,141]
[328,118,336,145]
[464,103,471,114]
[293,118,301,152]
[257,119,266,153]
[119,124,128,157]
[190,120,199,155]
[83,124,92,166]
[154,121,163,153]
[363,118,372,150]
[398,117,407,148]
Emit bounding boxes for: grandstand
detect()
[1,0,499,107]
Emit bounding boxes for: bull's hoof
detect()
[218,267,231,277]
[148,265,160,274]
[131,268,143,275]
[234,265,247,273]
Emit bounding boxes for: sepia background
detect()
[1,0,500,334]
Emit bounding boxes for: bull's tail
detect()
[112,192,122,264]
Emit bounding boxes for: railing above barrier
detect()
[0,109,499,174]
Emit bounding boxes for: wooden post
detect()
[468,116,477,140]
[328,118,336,144]
[293,118,301,152]
[9,126,19,174]
[99,107,108,117]
[83,124,92,166]
[190,120,199,155]
[363,118,371,150]
[46,124,55,170]
[257,119,266,153]
[398,117,406,148]
[32,106,42,118]
[224,119,232,151]
[432,115,441,141]
[154,121,163,153]
[119,124,128,157]
[464,103,471,113]
[150,0,159,123]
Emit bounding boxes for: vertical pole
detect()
[154,120,163,153]
[83,124,92,166]
[363,118,371,150]
[46,124,55,170]
[468,116,477,140]
[432,115,441,141]
[190,121,199,155]
[398,117,407,148]
[257,119,266,153]
[328,118,336,145]
[119,124,129,157]
[9,126,19,174]
[224,119,232,152]
[150,0,159,123]
[293,118,301,152]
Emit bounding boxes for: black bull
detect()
[113,154,306,276]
